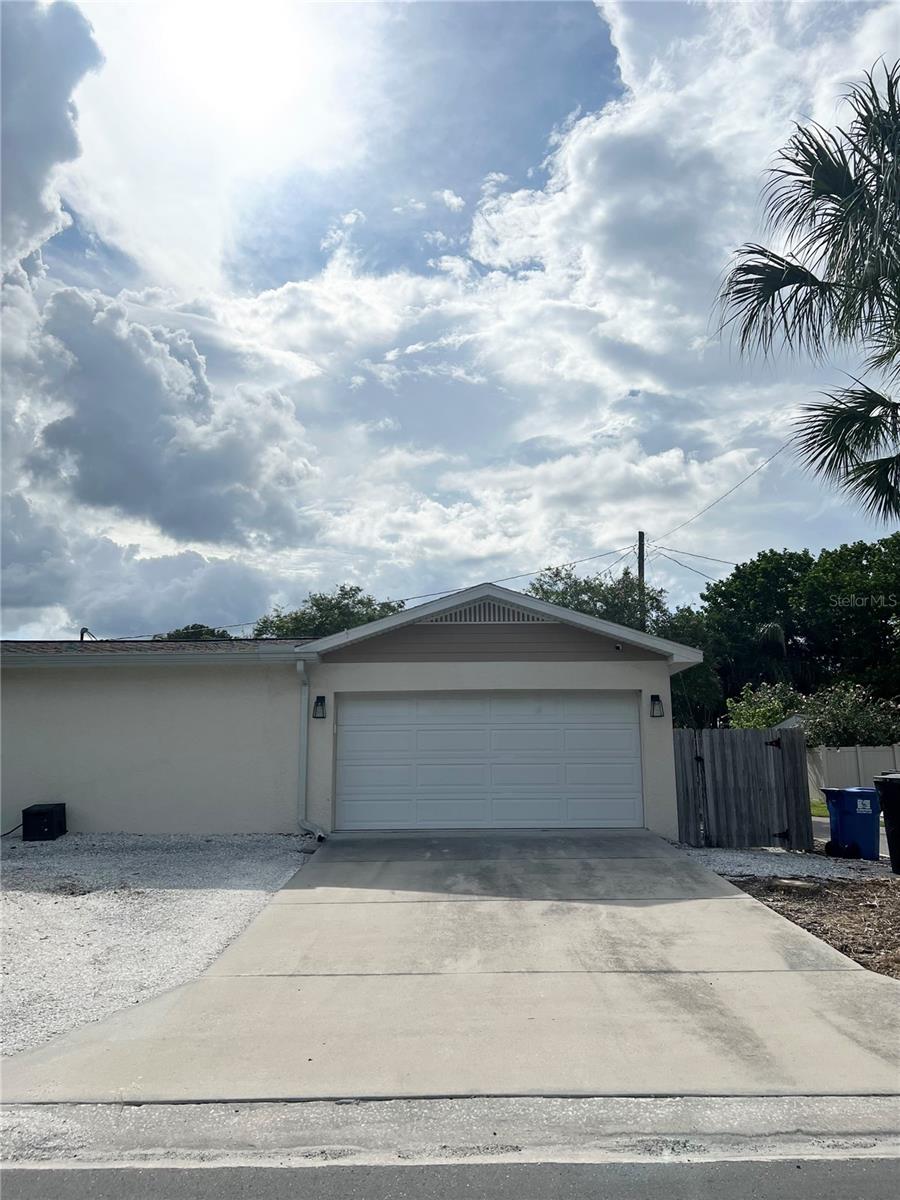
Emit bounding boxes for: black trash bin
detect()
[873,772,900,874]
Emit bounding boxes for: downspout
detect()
[296,660,325,839]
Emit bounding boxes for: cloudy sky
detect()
[2,0,898,638]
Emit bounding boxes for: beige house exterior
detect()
[1,583,701,839]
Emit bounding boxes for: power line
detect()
[104,543,638,640]
[396,542,636,602]
[651,544,737,567]
[652,443,790,542]
[654,550,719,582]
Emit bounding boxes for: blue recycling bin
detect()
[821,787,881,861]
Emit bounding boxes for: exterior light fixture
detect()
[312,695,327,719]
[649,694,664,718]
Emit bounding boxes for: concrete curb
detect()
[4,1096,899,1169]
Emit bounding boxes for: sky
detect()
[2,0,899,639]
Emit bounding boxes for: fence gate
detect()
[674,727,813,850]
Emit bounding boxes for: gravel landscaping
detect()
[1,833,317,1056]
[681,844,892,880]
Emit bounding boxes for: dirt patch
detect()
[732,876,900,980]
[47,878,95,897]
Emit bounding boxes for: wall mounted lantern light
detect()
[649,694,664,718]
[312,695,327,719]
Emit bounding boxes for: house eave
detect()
[303,581,703,666]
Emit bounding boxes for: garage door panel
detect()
[415,799,490,825]
[338,799,416,827]
[491,797,565,823]
[564,727,640,754]
[417,763,488,787]
[491,762,561,785]
[565,761,641,787]
[339,728,416,757]
[416,728,489,752]
[335,691,642,830]
[567,796,641,822]
[337,762,416,789]
[491,728,563,751]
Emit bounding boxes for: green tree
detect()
[154,623,233,641]
[802,683,900,746]
[254,584,404,639]
[700,548,818,695]
[795,533,900,697]
[657,606,723,729]
[719,62,900,520]
[726,682,803,729]
[527,566,668,631]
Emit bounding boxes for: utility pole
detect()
[637,530,646,631]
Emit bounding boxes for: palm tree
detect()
[719,62,900,520]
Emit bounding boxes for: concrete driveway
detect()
[3,830,899,1102]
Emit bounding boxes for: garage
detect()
[335,690,643,829]
[2,582,701,839]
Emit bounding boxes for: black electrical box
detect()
[22,803,67,841]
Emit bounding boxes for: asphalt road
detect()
[4,1160,900,1200]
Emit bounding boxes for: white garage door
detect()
[335,691,643,830]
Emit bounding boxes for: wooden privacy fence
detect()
[674,727,813,850]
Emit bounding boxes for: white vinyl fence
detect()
[807,744,900,801]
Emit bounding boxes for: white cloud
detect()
[480,171,509,198]
[3,0,897,637]
[320,209,366,251]
[423,230,453,248]
[20,287,319,547]
[392,198,427,215]
[433,188,466,212]
[0,1,102,270]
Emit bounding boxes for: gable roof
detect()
[301,582,703,669]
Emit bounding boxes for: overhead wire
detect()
[651,545,737,567]
[651,443,790,542]
[654,550,719,582]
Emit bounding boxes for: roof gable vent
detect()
[422,600,552,624]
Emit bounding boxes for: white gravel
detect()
[1,833,317,1056]
[681,844,893,881]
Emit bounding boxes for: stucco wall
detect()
[1,664,301,834]
[2,658,680,839]
[303,660,679,839]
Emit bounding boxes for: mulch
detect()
[732,876,900,980]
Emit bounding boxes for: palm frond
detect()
[793,383,900,519]
[843,451,900,521]
[725,61,900,371]
[718,245,835,359]
[794,383,900,475]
